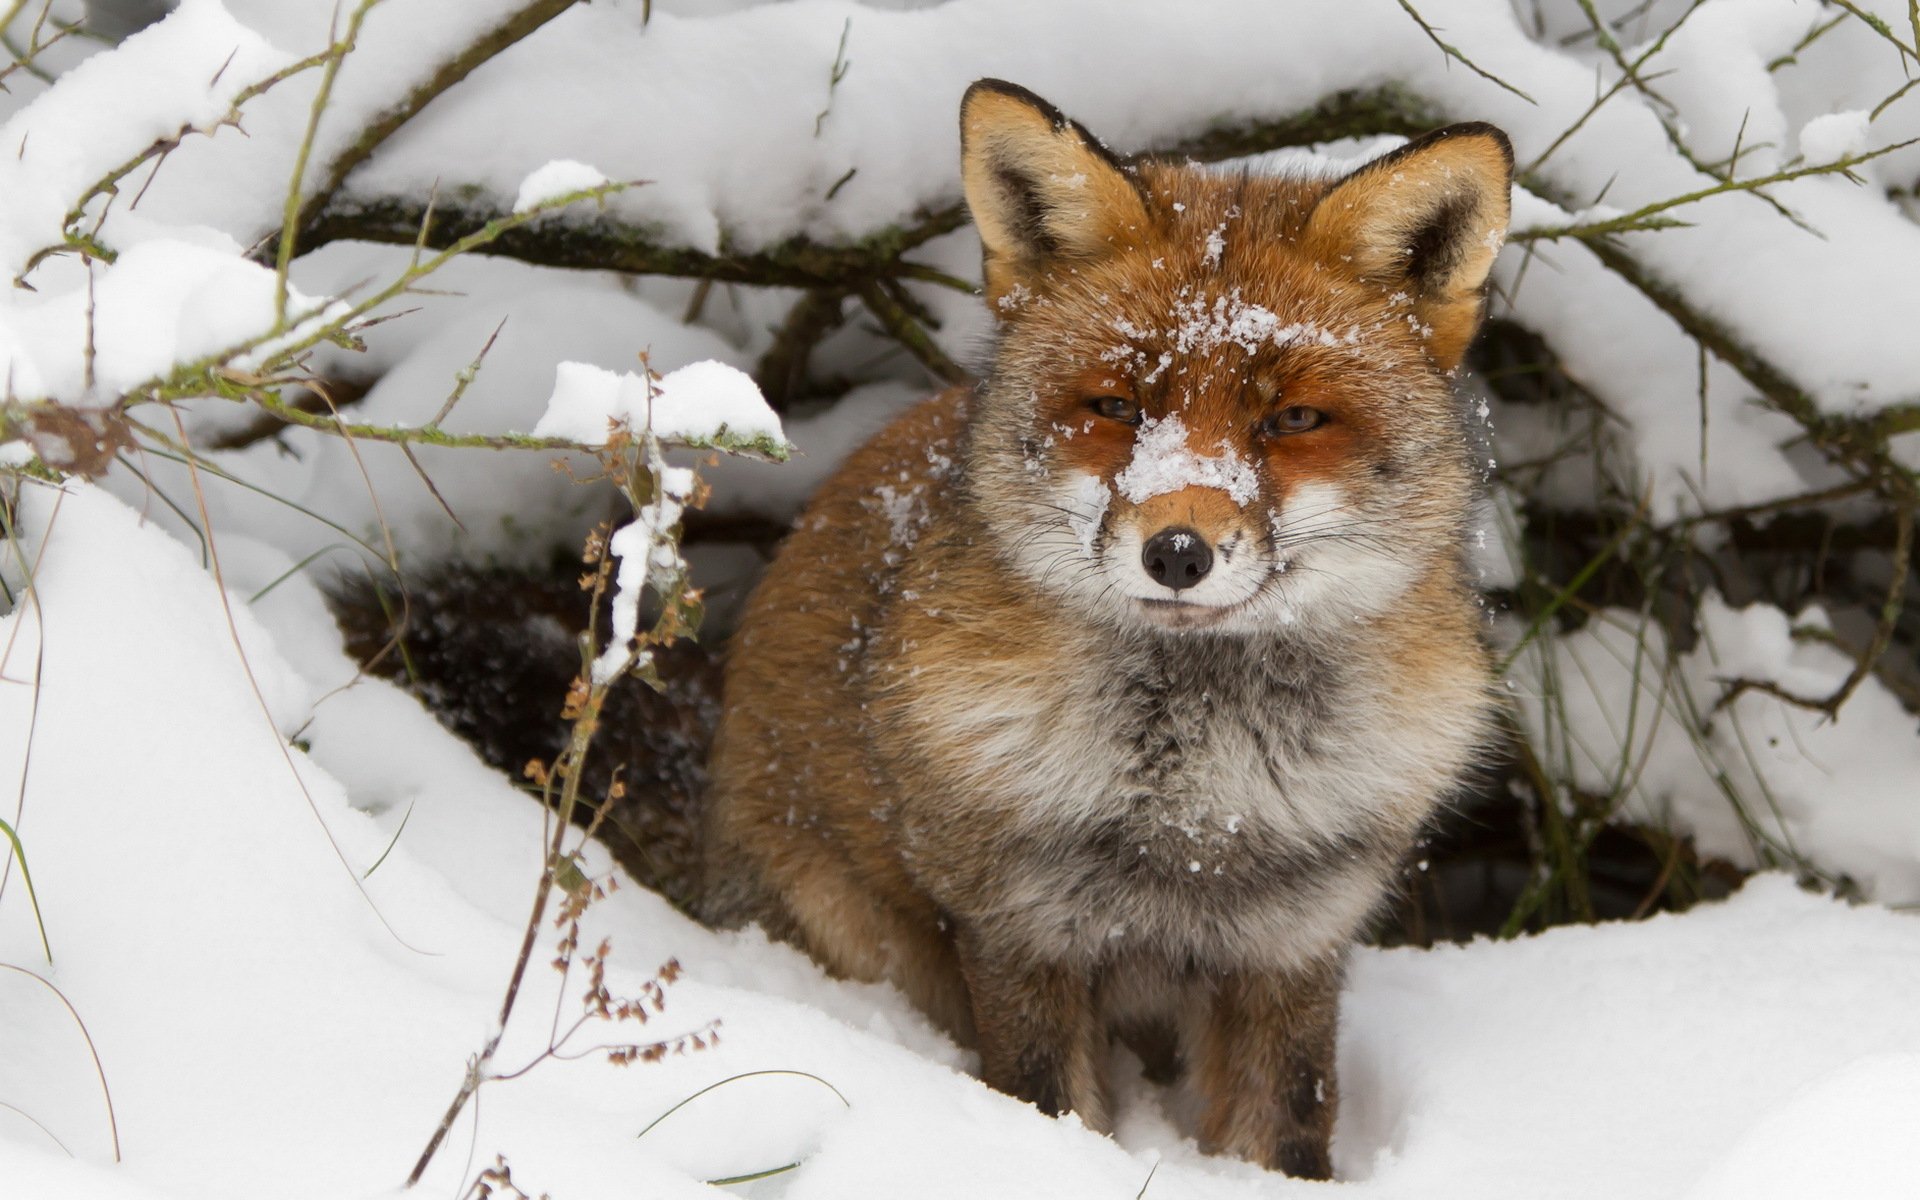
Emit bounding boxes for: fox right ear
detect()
[960,80,1148,312]
[1301,123,1513,372]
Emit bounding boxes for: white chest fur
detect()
[888,631,1460,970]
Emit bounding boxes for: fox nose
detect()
[1142,528,1212,591]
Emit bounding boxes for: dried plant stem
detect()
[407,422,718,1183]
[404,554,618,1187]
[0,963,119,1161]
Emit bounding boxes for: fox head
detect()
[957,80,1510,637]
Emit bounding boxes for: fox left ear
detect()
[960,79,1150,312]
[1302,123,1513,372]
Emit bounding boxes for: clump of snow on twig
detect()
[1797,111,1871,167]
[512,159,612,215]
[594,455,695,686]
[531,359,784,447]
[531,359,780,684]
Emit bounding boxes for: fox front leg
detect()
[954,927,1110,1130]
[1192,956,1344,1178]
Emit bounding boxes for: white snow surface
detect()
[4,482,1920,1200]
[532,358,784,447]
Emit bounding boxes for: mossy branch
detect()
[282,85,1915,523]
[296,86,1443,290]
[239,388,788,461]
[6,180,792,471]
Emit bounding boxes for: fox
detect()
[701,80,1511,1178]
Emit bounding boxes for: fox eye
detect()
[1088,395,1142,425]
[1260,405,1327,436]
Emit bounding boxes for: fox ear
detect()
[1302,123,1513,372]
[961,79,1149,311]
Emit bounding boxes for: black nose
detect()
[1142,528,1213,591]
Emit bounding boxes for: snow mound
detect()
[5,487,1920,1199]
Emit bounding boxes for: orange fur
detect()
[703,81,1512,1177]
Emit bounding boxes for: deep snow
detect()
[4,482,1920,1199]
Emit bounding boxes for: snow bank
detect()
[3,482,1919,1200]
[1338,873,1920,1199]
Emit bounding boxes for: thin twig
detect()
[1517,137,1920,242]
[275,0,386,326]
[855,279,967,385]
[1394,0,1536,102]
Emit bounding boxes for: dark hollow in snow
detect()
[329,563,718,914]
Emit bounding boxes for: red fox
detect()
[703,80,1510,1177]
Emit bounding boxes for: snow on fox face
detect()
[961,142,1503,637]
[963,102,1508,638]
[974,266,1479,638]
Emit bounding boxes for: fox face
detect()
[960,82,1511,636]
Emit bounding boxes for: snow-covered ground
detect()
[4,483,1919,1198]
[5,0,1920,1195]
